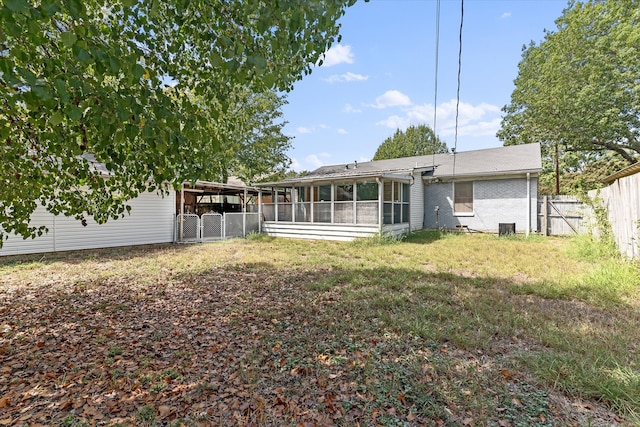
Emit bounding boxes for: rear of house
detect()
[254,143,542,240]
[422,144,541,235]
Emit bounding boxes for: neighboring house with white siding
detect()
[253,143,542,241]
[0,190,176,257]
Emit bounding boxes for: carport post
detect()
[243,188,247,236]
[258,189,263,233]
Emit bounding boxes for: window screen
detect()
[454,181,473,213]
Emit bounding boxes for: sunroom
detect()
[255,173,412,241]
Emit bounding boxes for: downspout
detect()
[526,173,531,237]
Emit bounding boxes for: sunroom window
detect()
[356,181,378,224]
[383,180,409,225]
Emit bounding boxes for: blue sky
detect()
[282,0,568,172]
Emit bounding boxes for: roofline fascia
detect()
[254,172,413,187]
[422,168,542,181]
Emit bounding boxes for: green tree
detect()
[210,88,292,185]
[498,0,640,194]
[0,0,358,245]
[372,124,448,160]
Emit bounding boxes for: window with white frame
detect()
[453,181,473,214]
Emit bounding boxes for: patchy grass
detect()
[0,231,638,425]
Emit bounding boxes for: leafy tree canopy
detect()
[372,124,448,161]
[0,0,358,245]
[498,0,640,193]
[206,88,292,185]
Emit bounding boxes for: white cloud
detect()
[376,115,410,129]
[370,90,412,109]
[500,12,512,19]
[337,128,348,135]
[344,103,362,113]
[376,99,502,139]
[323,72,369,83]
[320,44,354,67]
[289,158,302,171]
[305,153,332,169]
[296,126,312,134]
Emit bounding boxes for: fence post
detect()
[542,195,548,236]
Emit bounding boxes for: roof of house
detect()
[256,143,542,186]
[602,161,640,184]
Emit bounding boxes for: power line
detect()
[452,0,464,178]
[432,0,441,169]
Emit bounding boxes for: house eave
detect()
[254,171,414,187]
[422,168,541,182]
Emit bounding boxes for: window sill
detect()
[453,212,474,217]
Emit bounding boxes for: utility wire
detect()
[452,0,464,178]
[431,0,441,169]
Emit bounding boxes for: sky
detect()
[282,0,569,172]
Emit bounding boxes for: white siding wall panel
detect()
[263,223,380,241]
[262,222,410,241]
[1,191,175,256]
[1,209,56,256]
[409,175,424,231]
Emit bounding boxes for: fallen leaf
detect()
[499,369,512,380]
[158,405,173,418]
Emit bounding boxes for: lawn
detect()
[0,231,638,426]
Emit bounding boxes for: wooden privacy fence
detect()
[538,195,593,236]
[589,172,640,260]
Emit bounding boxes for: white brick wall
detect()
[423,177,538,232]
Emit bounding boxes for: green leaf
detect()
[5,0,30,13]
[61,31,77,48]
[132,63,145,80]
[65,0,84,20]
[39,0,60,16]
[67,106,82,121]
[50,111,64,126]
[32,84,53,101]
[72,46,92,63]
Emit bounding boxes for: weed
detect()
[108,346,123,357]
[350,232,404,247]
[150,381,167,395]
[60,414,91,427]
[136,405,156,424]
[111,368,124,380]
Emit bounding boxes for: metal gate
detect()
[176,214,200,243]
[201,213,223,241]
[175,212,261,243]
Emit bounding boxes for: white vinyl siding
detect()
[1,191,176,256]
[410,173,424,231]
